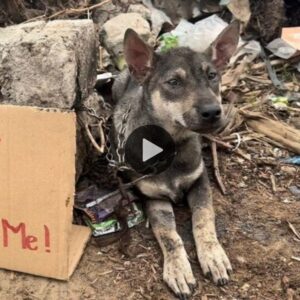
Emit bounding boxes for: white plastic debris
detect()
[267,27,300,59]
[159,14,261,62]
[160,15,228,53]
[267,38,297,59]
[231,40,262,64]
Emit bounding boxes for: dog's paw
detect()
[163,249,197,299]
[198,242,232,286]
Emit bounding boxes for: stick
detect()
[241,110,300,154]
[288,222,300,240]
[203,134,252,162]
[49,0,112,19]
[85,123,105,154]
[270,174,277,193]
[211,141,227,195]
[203,134,233,149]
[24,0,112,23]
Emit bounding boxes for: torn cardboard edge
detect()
[0,104,90,280]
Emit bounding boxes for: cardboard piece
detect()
[0,105,90,280]
[282,27,300,51]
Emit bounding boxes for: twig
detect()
[203,134,232,149]
[239,95,269,111]
[24,0,112,23]
[211,141,227,195]
[270,174,277,193]
[291,256,300,262]
[98,120,106,150]
[288,222,300,240]
[50,0,112,18]
[203,134,252,162]
[288,107,300,113]
[245,74,272,84]
[85,123,105,154]
[234,148,252,161]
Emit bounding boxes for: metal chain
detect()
[114,106,132,170]
[84,96,154,187]
[83,96,133,171]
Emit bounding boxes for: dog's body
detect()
[111,23,239,299]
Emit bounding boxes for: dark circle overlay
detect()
[124,125,176,175]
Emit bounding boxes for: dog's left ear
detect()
[124,29,153,83]
[209,21,240,70]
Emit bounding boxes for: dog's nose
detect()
[200,105,221,122]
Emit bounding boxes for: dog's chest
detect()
[136,159,204,202]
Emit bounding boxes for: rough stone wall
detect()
[0,20,100,180]
[0,20,97,108]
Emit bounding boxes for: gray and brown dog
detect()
[111,21,240,299]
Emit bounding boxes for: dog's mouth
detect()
[200,120,225,133]
[182,118,226,134]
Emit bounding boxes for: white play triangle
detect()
[142,138,163,162]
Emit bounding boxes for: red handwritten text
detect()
[1,219,51,252]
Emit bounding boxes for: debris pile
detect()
[1,0,299,275]
[0,0,300,299]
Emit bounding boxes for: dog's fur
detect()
[111,22,240,299]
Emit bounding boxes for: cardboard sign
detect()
[0,105,90,280]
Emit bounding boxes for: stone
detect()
[128,4,151,20]
[280,165,297,176]
[0,20,102,181]
[98,46,113,71]
[93,1,120,28]
[0,20,97,109]
[101,13,151,58]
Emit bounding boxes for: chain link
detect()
[106,106,133,171]
[83,96,133,172]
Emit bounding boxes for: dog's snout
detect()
[200,104,221,122]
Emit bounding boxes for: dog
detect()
[111,21,240,299]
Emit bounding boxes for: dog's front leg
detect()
[188,167,232,285]
[146,199,196,299]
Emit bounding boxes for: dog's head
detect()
[123,22,240,134]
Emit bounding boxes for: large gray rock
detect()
[0,20,102,181]
[0,20,97,108]
[101,13,152,59]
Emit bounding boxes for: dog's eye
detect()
[207,71,217,80]
[166,78,180,87]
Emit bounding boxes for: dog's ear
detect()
[209,21,240,70]
[124,29,153,82]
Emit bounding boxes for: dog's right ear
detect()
[124,29,153,83]
[209,21,240,70]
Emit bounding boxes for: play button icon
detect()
[125,125,176,175]
[142,139,163,162]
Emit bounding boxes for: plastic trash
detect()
[84,203,144,237]
[282,156,300,165]
[289,186,300,199]
[267,27,300,59]
[269,95,289,110]
[267,38,297,59]
[159,15,228,53]
[159,14,261,61]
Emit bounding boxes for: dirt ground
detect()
[1,149,299,300]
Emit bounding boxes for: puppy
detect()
[111,22,240,299]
